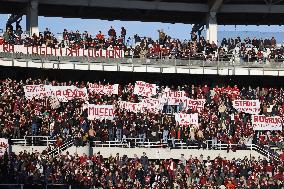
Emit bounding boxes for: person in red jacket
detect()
[167,158,176,181]
[226,180,236,189]
[280,151,284,161]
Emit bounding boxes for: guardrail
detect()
[48,136,74,157]
[11,136,56,146]
[1,52,284,76]
[10,136,280,160]
[90,138,280,161]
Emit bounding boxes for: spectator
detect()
[140,152,149,171]
[121,27,126,42]
[108,26,116,39]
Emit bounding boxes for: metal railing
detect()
[48,136,75,157]
[9,136,280,160]
[11,136,56,146]
[1,52,284,74]
[91,138,280,161]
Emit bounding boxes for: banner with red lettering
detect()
[181,98,206,112]
[162,89,187,99]
[118,101,143,113]
[140,98,164,113]
[162,89,187,105]
[214,86,239,97]
[232,100,260,114]
[88,104,115,120]
[0,44,124,58]
[24,85,48,99]
[0,138,8,156]
[133,81,157,98]
[175,113,198,126]
[252,115,282,130]
[88,83,119,95]
[45,86,88,102]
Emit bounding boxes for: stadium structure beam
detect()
[206,12,217,44]
[26,0,38,36]
[204,0,223,45]
[209,0,224,12]
[38,0,209,12]
[220,4,284,13]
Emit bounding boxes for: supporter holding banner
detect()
[252,115,283,130]
[133,81,157,97]
[88,83,119,95]
[232,100,260,114]
[118,101,143,113]
[175,113,198,126]
[88,104,115,120]
[24,85,47,99]
[0,138,8,156]
[45,86,88,102]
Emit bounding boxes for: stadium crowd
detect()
[0,78,284,151]
[1,150,284,188]
[1,24,284,189]
[1,25,284,63]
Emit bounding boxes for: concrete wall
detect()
[11,145,48,154]
[90,147,264,160]
[1,60,284,76]
[11,145,264,160]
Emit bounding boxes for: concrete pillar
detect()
[206,12,217,44]
[26,0,39,36]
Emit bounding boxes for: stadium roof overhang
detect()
[1,0,284,25]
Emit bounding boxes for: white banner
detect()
[119,101,143,113]
[162,89,187,99]
[175,113,198,126]
[0,44,124,58]
[88,104,115,120]
[252,115,282,130]
[162,89,187,105]
[88,83,119,95]
[45,86,88,102]
[24,85,88,102]
[24,85,48,99]
[133,81,157,97]
[49,96,60,109]
[181,98,206,112]
[233,100,260,114]
[140,98,164,113]
[0,138,8,156]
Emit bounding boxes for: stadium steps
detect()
[48,137,75,157]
